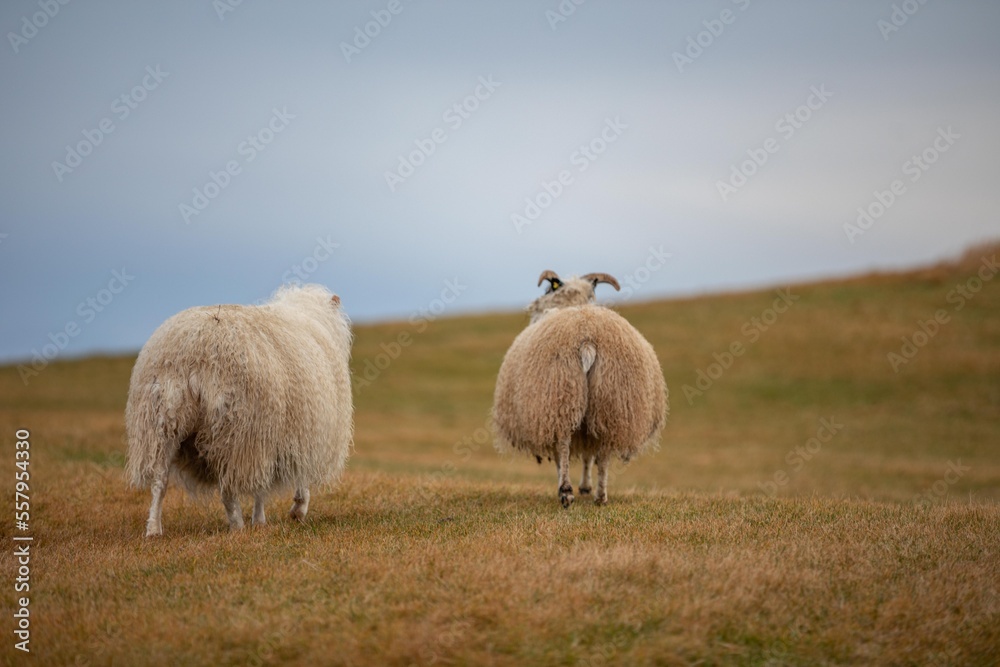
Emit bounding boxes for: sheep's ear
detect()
[537,270,562,291]
[581,273,621,291]
[330,295,341,306]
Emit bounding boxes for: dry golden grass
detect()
[1,247,998,665]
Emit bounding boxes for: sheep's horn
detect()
[537,270,561,287]
[581,273,621,291]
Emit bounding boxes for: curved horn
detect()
[537,270,561,287]
[581,273,621,291]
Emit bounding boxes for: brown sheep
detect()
[492,271,668,507]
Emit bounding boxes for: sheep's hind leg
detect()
[556,437,574,508]
[143,436,181,537]
[290,487,310,522]
[252,492,267,526]
[221,489,244,531]
[594,455,610,505]
[579,455,595,495]
[145,471,168,537]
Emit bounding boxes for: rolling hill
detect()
[1,245,997,665]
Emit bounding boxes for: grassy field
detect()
[1,246,998,665]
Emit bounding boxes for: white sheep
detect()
[492,271,668,507]
[125,284,353,536]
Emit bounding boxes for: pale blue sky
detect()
[2,1,998,363]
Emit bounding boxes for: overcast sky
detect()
[1,1,998,364]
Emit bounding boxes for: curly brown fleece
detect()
[492,273,668,505]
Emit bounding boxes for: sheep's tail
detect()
[580,342,597,375]
[124,370,195,489]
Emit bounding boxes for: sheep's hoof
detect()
[594,494,608,506]
[289,507,307,522]
[559,485,574,509]
[144,529,163,538]
[579,486,592,495]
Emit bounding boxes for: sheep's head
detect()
[526,270,620,323]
